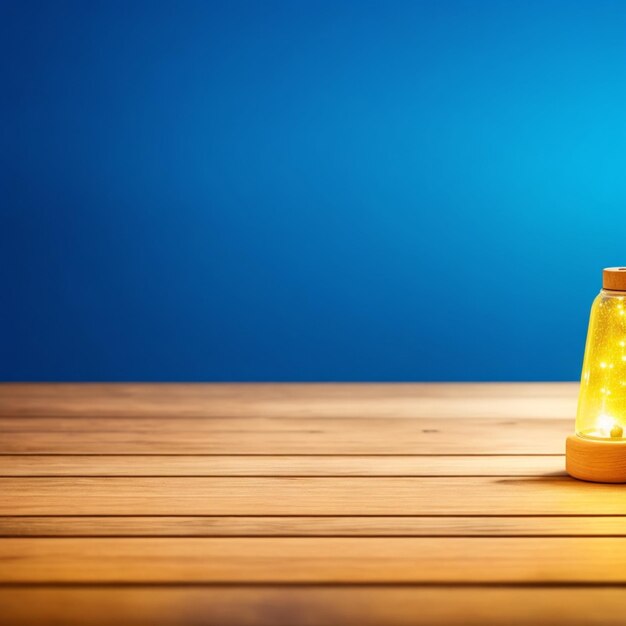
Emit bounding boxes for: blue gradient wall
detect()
[2,1,626,381]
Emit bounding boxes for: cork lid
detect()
[603,267,626,291]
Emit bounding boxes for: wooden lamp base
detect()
[566,435,626,483]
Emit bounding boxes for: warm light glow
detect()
[577,290,626,440]
[596,414,616,437]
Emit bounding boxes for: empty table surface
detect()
[2,383,623,625]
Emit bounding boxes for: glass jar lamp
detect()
[567,267,626,482]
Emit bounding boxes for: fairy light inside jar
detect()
[576,270,626,441]
[593,414,623,438]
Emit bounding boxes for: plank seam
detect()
[0,453,568,457]
[2,534,626,539]
[0,474,568,478]
[0,514,621,518]
[0,582,622,589]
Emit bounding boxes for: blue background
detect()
[2,1,626,381]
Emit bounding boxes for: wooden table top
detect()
[2,382,625,625]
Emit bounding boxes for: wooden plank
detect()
[5,537,626,583]
[0,383,601,625]
[0,383,579,418]
[0,455,565,476]
[0,476,619,515]
[3,515,626,537]
[0,382,579,398]
[2,586,625,626]
[0,417,571,453]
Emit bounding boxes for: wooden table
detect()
[2,382,626,625]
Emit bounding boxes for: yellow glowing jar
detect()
[567,267,626,482]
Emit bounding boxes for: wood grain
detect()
[2,587,624,626]
[3,515,626,537]
[0,382,578,418]
[0,383,594,626]
[0,476,620,515]
[0,455,565,476]
[4,537,626,583]
[0,417,571,454]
